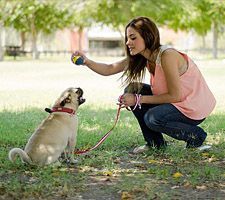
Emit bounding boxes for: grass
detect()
[0,58,225,199]
[1,107,224,199]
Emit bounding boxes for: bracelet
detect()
[133,94,142,110]
[117,94,142,111]
[137,94,142,109]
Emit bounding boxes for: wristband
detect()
[137,94,142,109]
[132,94,142,110]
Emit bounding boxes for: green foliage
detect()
[85,0,133,28]
[4,0,71,35]
[189,0,225,36]
[2,0,225,37]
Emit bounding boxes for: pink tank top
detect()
[150,46,216,120]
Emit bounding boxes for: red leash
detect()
[75,104,122,155]
[74,94,141,155]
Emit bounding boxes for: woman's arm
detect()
[85,58,127,76]
[147,49,182,102]
[73,51,127,76]
[122,49,184,106]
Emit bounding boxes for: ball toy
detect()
[71,54,84,65]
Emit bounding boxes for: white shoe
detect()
[197,145,212,151]
[133,145,150,154]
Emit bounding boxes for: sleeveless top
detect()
[149,45,216,120]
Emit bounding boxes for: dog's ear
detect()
[60,94,72,106]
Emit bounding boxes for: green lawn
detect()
[0,58,224,199]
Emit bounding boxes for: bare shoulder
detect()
[161,48,188,75]
[161,48,181,60]
[161,48,184,65]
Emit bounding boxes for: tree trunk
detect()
[31,16,39,59]
[0,22,4,61]
[32,33,39,59]
[78,27,83,51]
[20,32,26,51]
[202,36,206,49]
[212,21,218,59]
[200,35,206,54]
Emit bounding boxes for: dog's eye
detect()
[76,88,83,96]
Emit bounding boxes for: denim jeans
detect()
[125,83,207,148]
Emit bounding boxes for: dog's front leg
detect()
[67,136,78,164]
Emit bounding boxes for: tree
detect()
[205,0,225,58]
[187,0,225,58]
[164,0,225,58]
[0,19,3,61]
[89,0,190,37]
[127,0,225,58]
[2,0,224,60]
[0,0,15,61]
[85,0,134,37]
[4,0,72,59]
[63,0,94,51]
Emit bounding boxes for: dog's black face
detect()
[76,87,85,105]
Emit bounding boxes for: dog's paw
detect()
[69,159,78,164]
[61,158,78,165]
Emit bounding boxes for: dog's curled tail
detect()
[9,148,32,164]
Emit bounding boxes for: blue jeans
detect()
[125,83,207,148]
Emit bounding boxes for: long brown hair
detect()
[122,17,161,91]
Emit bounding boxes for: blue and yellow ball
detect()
[71,55,84,65]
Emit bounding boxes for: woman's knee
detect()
[144,110,163,128]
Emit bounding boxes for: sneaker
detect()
[197,145,212,151]
[132,145,150,154]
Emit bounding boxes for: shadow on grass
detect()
[0,107,225,199]
[1,106,224,149]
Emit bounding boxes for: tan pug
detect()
[8,87,85,166]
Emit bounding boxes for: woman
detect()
[73,16,216,153]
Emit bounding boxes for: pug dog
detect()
[8,87,85,166]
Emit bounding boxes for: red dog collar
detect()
[45,107,75,115]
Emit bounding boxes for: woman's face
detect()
[126,26,145,56]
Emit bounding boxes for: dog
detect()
[8,87,85,166]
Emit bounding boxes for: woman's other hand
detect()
[121,93,136,107]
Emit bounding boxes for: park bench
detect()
[5,45,26,59]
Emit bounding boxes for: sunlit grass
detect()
[1,58,224,112]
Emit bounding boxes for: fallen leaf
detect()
[196,185,207,190]
[208,157,216,162]
[121,191,133,199]
[202,152,210,157]
[103,171,113,176]
[171,185,180,189]
[173,172,183,178]
[184,181,191,187]
[148,159,157,164]
[113,158,121,164]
